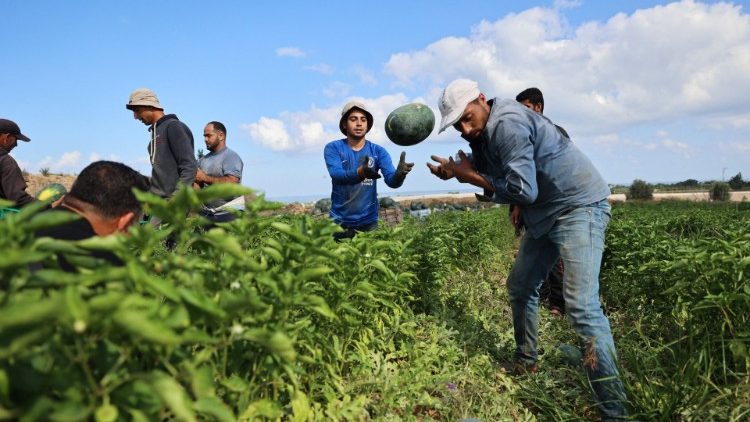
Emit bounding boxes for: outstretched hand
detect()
[426,155,454,180]
[448,150,477,183]
[395,151,414,182]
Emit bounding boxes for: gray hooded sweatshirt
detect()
[147,114,197,198]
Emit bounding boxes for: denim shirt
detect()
[472,98,610,238]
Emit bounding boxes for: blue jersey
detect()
[323,139,401,227]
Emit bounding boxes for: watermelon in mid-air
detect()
[385,103,435,146]
[36,183,67,203]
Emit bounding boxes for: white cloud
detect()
[276,47,305,58]
[354,66,377,86]
[304,63,334,75]
[243,93,423,152]
[554,0,581,10]
[89,152,101,162]
[55,151,82,172]
[662,139,693,158]
[322,81,352,98]
[244,117,292,151]
[33,151,82,174]
[382,0,750,137]
[703,112,750,130]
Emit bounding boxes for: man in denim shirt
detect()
[428,79,626,419]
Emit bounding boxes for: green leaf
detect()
[151,373,196,422]
[47,400,91,422]
[179,288,227,319]
[0,296,60,329]
[112,310,181,345]
[33,237,83,254]
[75,235,126,254]
[190,365,215,400]
[239,399,282,420]
[290,390,313,422]
[220,374,248,393]
[25,210,81,232]
[88,291,127,313]
[261,246,283,262]
[0,326,53,360]
[195,183,251,203]
[297,266,333,282]
[305,295,336,319]
[266,331,297,362]
[0,369,9,401]
[193,397,236,422]
[0,250,50,269]
[127,262,181,301]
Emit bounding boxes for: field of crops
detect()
[1,186,748,421]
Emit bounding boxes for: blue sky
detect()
[4,0,750,200]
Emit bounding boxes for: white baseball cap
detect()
[437,79,480,133]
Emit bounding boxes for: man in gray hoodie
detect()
[126,88,197,199]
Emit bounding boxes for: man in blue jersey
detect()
[427,79,627,420]
[324,101,413,241]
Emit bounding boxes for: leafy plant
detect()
[710,182,731,201]
[626,179,653,200]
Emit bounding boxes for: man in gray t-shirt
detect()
[194,121,244,211]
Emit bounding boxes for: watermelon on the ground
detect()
[35,183,67,203]
[385,103,435,146]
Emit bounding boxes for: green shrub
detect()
[626,179,653,200]
[728,172,744,190]
[710,182,730,201]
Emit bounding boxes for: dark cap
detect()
[0,119,30,142]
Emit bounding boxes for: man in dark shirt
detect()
[0,118,35,208]
[35,161,150,272]
[513,88,566,316]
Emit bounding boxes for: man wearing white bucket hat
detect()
[428,79,627,419]
[126,88,197,200]
[323,101,413,241]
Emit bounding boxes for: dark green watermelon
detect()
[385,103,435,146]
[35,183,67,202]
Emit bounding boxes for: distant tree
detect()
[40,167,50,177]
[675,178,699,188]
[728,172,744,190]
[627,179,653,200]
[710,182,731,201]
[197,149,205,160]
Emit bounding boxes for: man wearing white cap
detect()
[428,79,626,419]
[126,88,197,200]
[0,118,36,207]
[323,101,413,240]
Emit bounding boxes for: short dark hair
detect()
[68,161,150,218]
[516,87,544,112]
[207,121,226,136]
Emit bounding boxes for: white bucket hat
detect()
[437,79,480,133]
[126,88,163,110]
[339,101,374,135]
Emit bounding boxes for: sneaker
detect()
[502,361,538,375]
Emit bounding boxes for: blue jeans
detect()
[507,199,626,418]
